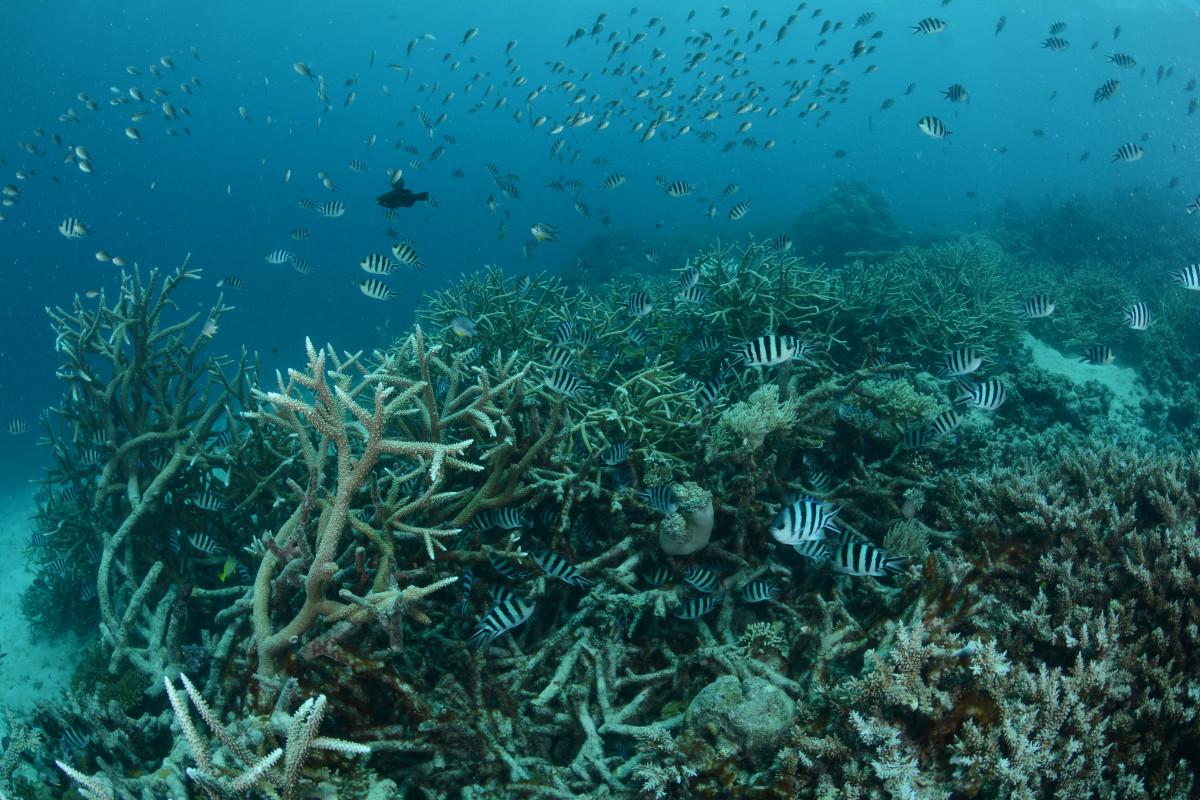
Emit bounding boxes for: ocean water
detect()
[1,0,1198,797]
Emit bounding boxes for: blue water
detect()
[0,0,1196,470]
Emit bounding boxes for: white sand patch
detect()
[0,482,81,711]
[1023,333,1148,423]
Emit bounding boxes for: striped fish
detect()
[937,347,983,377]
[600,173,627,190]
[1081,345,1116,365]
[1041,37,1070,51]
[770,498,839,545]
[646,565,673,587]
[728,201,751,220]
[637,485,678,513]
[58,217,89,238]
[168,529,182,554]
[546,345,575,369]
[290,228,313,240]
[1111,142,1143,163]
[1121,302,1153,330]
[917,115,951,140]
[264,248,293,264]
[769,234,793,253]
[189,533,224,555]
[189,491,228,512]
[318,200,346,218]
[739,580,780,603]
[8,419,29,435]
[533,550,591,589]
[664,180,694,197]
[487,550,529,580]
[911,17,946,34]
[829,542,907,577]
[803,454,834,494]
[457,568,474,616]
[927,408,963,438]
[469,595,535,647]
[696,374,725,408]
[554,321,575,344]
[626,291,653,317]
[1093,79,1121,104]
[627,327,648,346]
[1108,52,1136,68]
[941,84,969,103]
[677,266,700,289]
[543,367,582,397]
[683,565,720,594]
[676,285,706,305]
[602,442,629,466]
[218,275,247,290]
[720,183,740,199]
[357,278,397,301]
[348,159,369,172]
[735,335,803,367]
[1171,264,1200,289]
[291,258,317,275]
[1018,294,1055,318]
[360,254,397,275]
[674,593,722,620]
[576,326,597,347]
[955,379,1007,411]
[391,241,424,270]
[793,540,831,565]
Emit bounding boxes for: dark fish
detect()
[1093,79,1120,103]
[532,550,591,588]
[376,177,429,209]
[911,17,946,35]
[739,580,780,603]
[995,16,1007,36]
[637,485,678,513]
[470,594,534,647]
[683,565,721,594]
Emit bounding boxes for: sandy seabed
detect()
[0,479,80,714]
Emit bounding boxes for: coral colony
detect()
[5,220,1199,799]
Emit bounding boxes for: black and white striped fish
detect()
[855,12,875,28]
[290,228,313,240]
[1171,264,1200,289]
[676,285,706,305]
[357,278,398,301]
[803,454,834,494]
[917,115,951,140]
[543,367,582,397]
[576,327,597,347]
[739,580,780,603]
[829,542,907,577]
[674,593,722,620]
[554,321,575,344]
[318,200,346,218]
[735,335,804,367]
[1111,142,1143,163]
[348,159,369,173]
[683,565,720,594]
[728,201,751,220]
[769,234,793,253]
[677,265,700,289]
[602,441,629,466]
[720,183,740,199]
[600,173,627,190]
[189,491,228,512]
[390,241,424,270]
[955,379,1007,411]
[927,409,963,438]
[483,554,526,586]
[1081,345,1117,365]
[189,533,224,555]
[1093,79,1120,103]
[469,594,534,647]
[937,347,983,377]
[637,485,679,514]
[264,249,293,264]
[533,550,591,589]
[1048,21,1067,35]
[546,345,575,369]
[663,180,694,197]
[291,258,316,276]
[7,419,29,435]
[646,564,673,587]
[941,84,969,103]
[218,275,247,290]
[793,539,831,565]
[1121,302,1153,330]
[457,568,474,616]
[696,374,725,408]
[770,498,839,546]
[626,291,653,317]
[1107,53,1136,68]
[911,17,946,35]
[1018,294,1055,318]
[1042,36,1070,51]
[360,254,396,275]
[627,327,648,346]
[58,217,89,239]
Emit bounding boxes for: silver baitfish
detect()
[674,593,723,620]
[469,594,535,647]
[955,379,1007,411]
[770,498,840,545]
[829,542,907,577]
[683,565,721,594]
[533,549,592,588]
